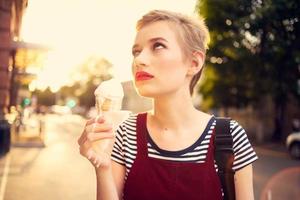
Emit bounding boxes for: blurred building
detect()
[217,95,300,143]
[0,0,28,115]
[0,0,48,155]
[0,0,28,155]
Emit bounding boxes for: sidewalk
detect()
[0,114,96,200]
[1,114,45,170]
[11,114,46,148]
[255,141,287,151]
[254,141,289,158]
[0,114,45,200]
[0,114,46,199]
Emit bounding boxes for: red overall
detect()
[123,113,223,200]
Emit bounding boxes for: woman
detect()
[78,10,258,200]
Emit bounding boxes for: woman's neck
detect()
[149,91,200,131]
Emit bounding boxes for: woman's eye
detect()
[153,42,165,50]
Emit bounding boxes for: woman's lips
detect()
[135,71,154,81]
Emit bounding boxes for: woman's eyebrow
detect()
[149,37,168,43]
[132,37,168,50]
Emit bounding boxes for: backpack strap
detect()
[215,117,236,200]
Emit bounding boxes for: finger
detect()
[86,122,113,133]
[96,156,103,168]
[79,141,91,158]
[96,162,101,168]
[79,145,86,156]
[92,155,99,165]
[86,130,114,142]
[77,131,86,145]
[85,149,107,168]
[79,121,112,145]
[88,151,102,167]
[86,116,105,126]
[86,148,94,160]
[93,156,102,168]
[78,129,90,145]
[80,146,97,163]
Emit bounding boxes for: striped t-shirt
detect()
[111,114,258,178]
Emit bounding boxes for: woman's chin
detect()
[134,87,157,98]
[136,90,155,98]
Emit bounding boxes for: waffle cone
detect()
[101,99,112,111]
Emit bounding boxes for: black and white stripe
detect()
[111,114,258,178]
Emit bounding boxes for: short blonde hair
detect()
[136,10,210,95]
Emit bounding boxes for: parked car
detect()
[286,131,300,159]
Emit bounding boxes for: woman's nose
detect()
[133,50,149,68]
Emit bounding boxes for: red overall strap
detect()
[123,113,223,200]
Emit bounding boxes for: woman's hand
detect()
[78,116,115,169]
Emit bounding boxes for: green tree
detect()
[33,87,56,106]
[60,56,112,108]
[197,0,300,140]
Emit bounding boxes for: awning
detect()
[10,40,50,51]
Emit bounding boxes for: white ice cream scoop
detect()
[93,78,130,153]
[94,78,124,113]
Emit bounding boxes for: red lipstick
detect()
[135,71,154,81]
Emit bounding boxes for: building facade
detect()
[0,0,28,155]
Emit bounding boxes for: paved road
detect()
[1,114,96,200]
[253,143,300,200]
[1,114,299,200]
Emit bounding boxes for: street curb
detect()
[12,142,45,148]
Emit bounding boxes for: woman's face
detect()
[132,21,192,98]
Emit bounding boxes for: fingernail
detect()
[87,150,92,159]
[93,158,98,164]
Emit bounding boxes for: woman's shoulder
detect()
[121,111,151,125]
[120,113,138,125]
[213,117,258,170]
[212,117,250,143]
[116,113,139,135]
[228,119,247,135]
[213,116,245,131]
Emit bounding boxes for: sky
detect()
[21,0,197,91]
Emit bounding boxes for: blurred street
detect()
[0,114,96,200]
[253,143,300,200]
[0,1,299,200]
[0,114,298,200]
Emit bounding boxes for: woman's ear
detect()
[187,51,205,76]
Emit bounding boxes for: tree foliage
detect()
[197,0,300,139]
[197,0,299,109]
[33,87,56,106]
[60,56,112,108]
[34,56,112,108]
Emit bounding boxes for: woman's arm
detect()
[95,166,119,200]
[112,161,126,199]
[95,162,125,200]
[234,164,255,200]
[78,117,126,200]
[94,154,126,200]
